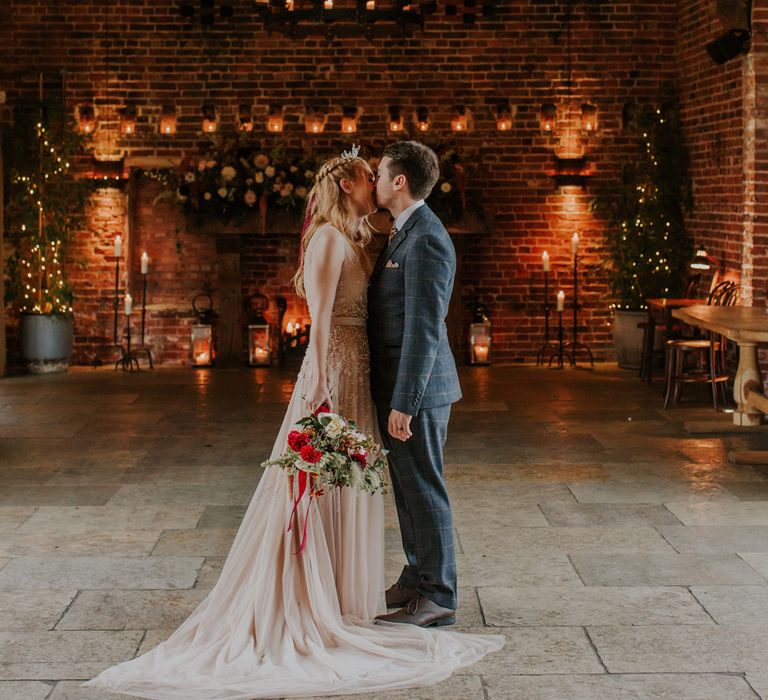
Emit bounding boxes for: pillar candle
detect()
[125,293,132,316]
[141,252,149,275]
[114,234,122,257]
[571,232,579,256]
[542,250,550,272]
[556,290,565,312]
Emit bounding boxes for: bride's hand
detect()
[305,382,333,415]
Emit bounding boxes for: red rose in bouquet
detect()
[287,430,310,452]
[300,444,323,464]
[351,451,368,468]
[314,402,331,416]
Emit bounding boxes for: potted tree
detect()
[4,98,89,373]
[591,103,693,368]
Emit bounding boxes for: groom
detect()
[368,141,462,628]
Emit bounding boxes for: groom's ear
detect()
[393,173,407,192]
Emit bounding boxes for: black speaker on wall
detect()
[705,29,750,64]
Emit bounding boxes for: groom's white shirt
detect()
[394,199,425,231]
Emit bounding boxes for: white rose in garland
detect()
[221,166,237,182]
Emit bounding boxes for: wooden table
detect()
[672,305,768,426]
[642,298,706,383]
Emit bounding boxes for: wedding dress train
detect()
[82,227,504,699]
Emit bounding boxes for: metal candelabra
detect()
[563,252,594,367]
[536,269,559,365]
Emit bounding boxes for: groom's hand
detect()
[388,409,413,442]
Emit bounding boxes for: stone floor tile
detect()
[0,529,161,557]
[0,590,78,630]
[461,526,674,555]
[195,505,247,528]
[479,586,712,627]
[303,675,485,700]
[739,553,768,581]
[456,551,582,587]
[571,553,765,586]
[0,506,38,530]
[745,671,768,699]
[192,556,225,589]
[0,631,143,665]
[658,526,768,553]
[484,673,757,700]
[569,481,739,504]
[691,586,768,625]
[723,481,768,500]
[151,528,238,556]
[666,501,768,526]
[0,681,54,700]
[540,503,682,527]
[49,680,146,699]
[587,624,768,673]
[17,505,205,534]
[0,556,204,590]
[0,486,120,507]
[456,627,603,675]
[453,501,548,528]
[107,483,256,507]
[0,663,115,682]
[57,589,209,631]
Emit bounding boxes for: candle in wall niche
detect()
[141,252,149,275]
[366,0,375,8]
[125,293,133,316]
[542,250,550,272]
[114,234,122,258]
[556,290,565,312]
[571,232,579,256]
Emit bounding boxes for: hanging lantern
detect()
[388,105,404,132]
[469,302,491,365]
[341,105,359,134]
[450,105,468,132]
[202,102,217,133]
[580,103,598,132]
[238,104,254,132]
[415,106,430,132]
[159,107,177,135]
[119,105,137,135]
[496,103,512,131]
[540,103,557,133]
[267,105,284,132]
[78,104,96,134]
[248,293,272,367]
[305,109,326,134]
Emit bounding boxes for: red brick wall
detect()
[0,0,697,365]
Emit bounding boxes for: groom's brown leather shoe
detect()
[385,582,418,609]
[375,594,456,628]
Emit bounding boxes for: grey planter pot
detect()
[19,313,74,374]
[612,309,646,370]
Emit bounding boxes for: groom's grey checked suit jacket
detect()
[368,204,462,414]
[367,203,461,611]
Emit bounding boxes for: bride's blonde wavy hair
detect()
[292,155,375,299]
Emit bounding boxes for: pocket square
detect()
[385,260,400,269]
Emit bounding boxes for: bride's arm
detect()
[304,227,346,413]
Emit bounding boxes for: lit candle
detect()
[542,250,550,272]
[141,251,149,275]
[114,234,122,257]
[556,290,565,312]
[571,232,579,256]
[366,0,375,8]
[286,322,294,335]
[254,347,270,364]
[125,293,133,316]
[474,344,489,363]
[324,0,332,8]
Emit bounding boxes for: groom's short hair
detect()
[382,141,440,200]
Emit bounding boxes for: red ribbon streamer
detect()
[287,471,316,555]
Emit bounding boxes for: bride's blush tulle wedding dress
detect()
[82,227,504,699]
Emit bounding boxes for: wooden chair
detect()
[663,281,738,410]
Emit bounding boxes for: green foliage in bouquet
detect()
[590,104,694,310]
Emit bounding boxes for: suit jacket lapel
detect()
[370,205,429,284]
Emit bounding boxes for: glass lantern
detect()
[191,324,213,367]
[469,302,491,365]
[248,293,272,367]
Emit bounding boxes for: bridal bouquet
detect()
[261,404,388,553]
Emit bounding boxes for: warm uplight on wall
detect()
[78,105,95,134]
[305,110,326,134]
[119,106,137,136]
[388,106,403,132]
[415,106,430,132]
[540,103,557,132]
[159,108,177,135]
[267,105,284,132]
[496,104,512,131]
[450,106,468,132]
[202,103,217,133]
[580,103,598,132]
[238,104,254,132]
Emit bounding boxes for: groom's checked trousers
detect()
[376,403,456,611]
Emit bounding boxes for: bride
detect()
[82,149,503,699]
